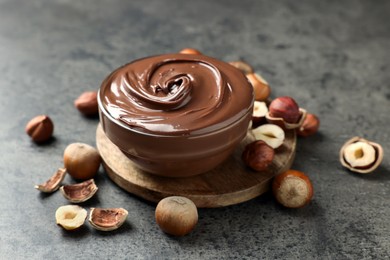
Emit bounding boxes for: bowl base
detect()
[96,124,296,208]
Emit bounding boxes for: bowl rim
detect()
[98,89,254,138]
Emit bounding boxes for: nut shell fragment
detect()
[89,208,128,231]
[266,108,307,130]
[35,168,67,193]
[339,137,383,174]
[60,179,98,203]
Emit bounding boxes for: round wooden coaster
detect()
[96,124,296,208]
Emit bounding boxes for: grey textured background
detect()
[1,0,389,259]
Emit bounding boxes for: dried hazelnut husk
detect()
[35,168,67,193]
[88,208,128,231]
[298,113,320,137]
[246,73,271,101]
[25,115,54,143]
[179,48,202,55]
[74,91,98,116]
[60,179,98,203]
[229,61,254,75]
[242,141,275,172]
[55,205,87,230]
[63,142,101,180]
[339,137,383,174]
[155,196,198,236]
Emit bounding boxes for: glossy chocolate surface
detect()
[99,53,253,135]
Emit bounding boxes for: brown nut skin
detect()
[298,113,320,137]
[179,48,202,55]
[229,61,254,75]
[272,170,313,208]
[269,96,300,124]
[25,115,54,143]
[242,141,275,172]
[74,91,98,116]
[63,143,101,180]
[155,196,198,236]
[246,73,271,101]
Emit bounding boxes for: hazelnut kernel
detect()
[55,205,87,231]
[298,113,320,137]
[74,91,98,116]
[340,137,383,174]
[25,115,54,143]
[269,96,300,124]
[242,140,275,172]
[252,124,285,149]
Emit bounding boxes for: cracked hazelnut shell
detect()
[63,142,101,180]
[242,140,275,172]
[340,137,383,174]
[272,170,313,208]
[89,208,128,231]
[35,168,67,193]
[55,205,87,230]
[60,179,98,203]
[155,196,198,236]
[25,115,54,143]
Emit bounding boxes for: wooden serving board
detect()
[96,124,296,208]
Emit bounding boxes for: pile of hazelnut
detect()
[26,48,384,237]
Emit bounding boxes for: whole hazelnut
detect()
[63,143,101,180]
[179,48,202,55]
[242,140,275,172]
[272,170,313,208]
[74,91,98,116]
[298,113,320,137]
[269,96,300,124]
[246,73,271,101]
[25,115,54,143]
[229,61,254,75]
[155,196,198,236]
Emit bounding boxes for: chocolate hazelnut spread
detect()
[99,53,253,136]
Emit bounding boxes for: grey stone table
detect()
[1,0,389,259]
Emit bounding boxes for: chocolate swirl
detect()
[99,54,253,135]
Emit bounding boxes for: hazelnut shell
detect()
[60,179,98,203]
[89,207,128,231]
[266,108,307,130]
[35,168,67,193]
[339,137,383,174]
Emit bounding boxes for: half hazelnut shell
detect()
[266,108,307,130]
[35,168,67,193]
[60,179,98,203]
[89,207,128,231]
[339,137,383,174]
